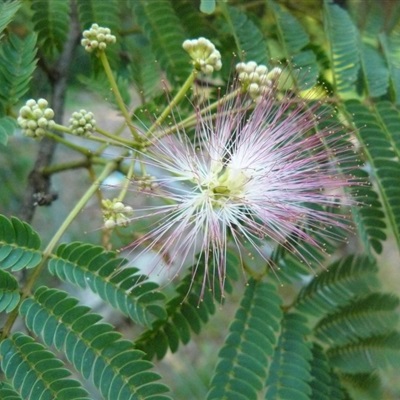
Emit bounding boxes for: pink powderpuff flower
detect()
[127,85,355,297]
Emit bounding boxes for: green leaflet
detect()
[207,279,282,400]
[0,33,37,107]
[31,0,71,58]
[314,293,400,346]
[327,332,400,373]
[19,286,171,400]
[294,255,379,317]
[323,0,360,95]
[0,1,21,36]
[0,332,91,400]
[0,214,42,271]
[265,313,312,400]
[48,242,166,328]
[0,270,19,312]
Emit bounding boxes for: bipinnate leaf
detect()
[19,286,171,400]
[48,242,166,328]
[0,214,42,271]
[0,332,91,400]
[294,255,379,317]
[207,279,282,400]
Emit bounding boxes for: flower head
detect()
[236,61,282,100]
[17,98,55,138]
[127,85,355,296]
[102,198,133,229]
[183,37,222,74]
[81,23,116,53]
[69,109,96,136]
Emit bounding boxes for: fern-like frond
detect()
[294,255,379,317]
[207,279,282,400]
[309,343,349,400]
[314,293,400,346]
[135,251,239,360]
[0,33,37,106]
[323,0,360,95]
[31,0,70,58]
[48,242,166,328]
[0,332,91,400]
[346,100,400,251]
[360,43,389,98]
[265,313,312,400]
[0,214,42,271]
[130,0,190,83]
[327,332,400,373]
[19,286,171,400]
[0,1,21,36]
[222,5,269,64]
[0,116,16,146]
[0,270,19,312]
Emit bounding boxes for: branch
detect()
[18,0,81,222]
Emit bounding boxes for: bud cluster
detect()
[17,99,55,138]
[102,198,133,229]
[236,61,282,100]
[135,174,159,191]
[81,23,116,53]
[69,109,96,136]
[182,37,222,74]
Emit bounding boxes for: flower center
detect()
[207,166,249,203]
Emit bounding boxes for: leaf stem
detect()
[98,50,140,140]
[146,70,198,137]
